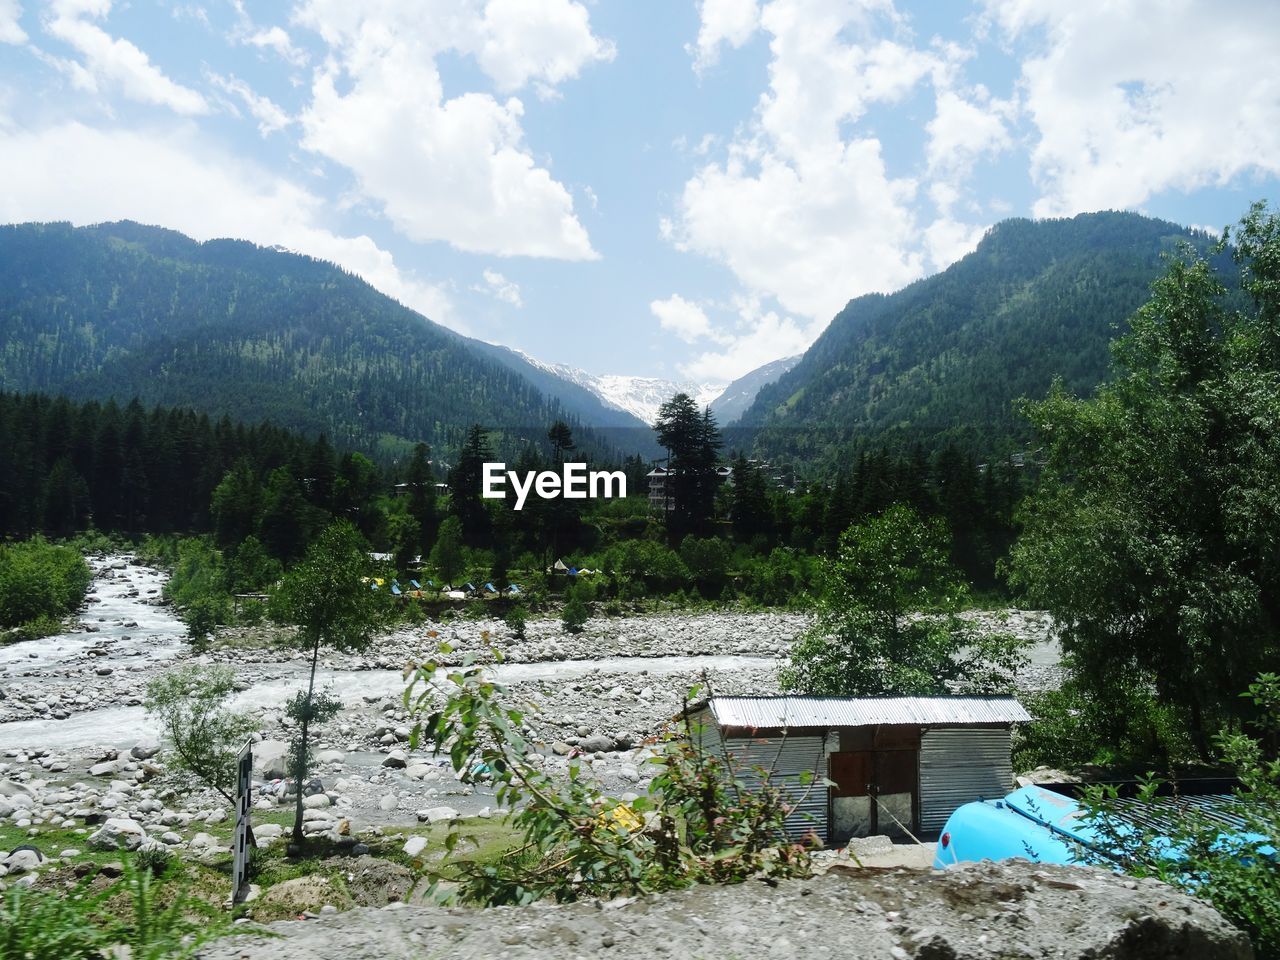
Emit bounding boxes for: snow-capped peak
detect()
[511,349,724,426]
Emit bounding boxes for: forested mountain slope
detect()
[0,221,631,459]
[740,211,1230,464]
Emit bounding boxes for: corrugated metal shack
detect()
[684,695,1031,844]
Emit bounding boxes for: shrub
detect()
[406,652,811,905]
[561,590,589,634]
[1078,674,1280,957]
[504,604,527,639]
[0,537,91,630]
[145,665,258,806]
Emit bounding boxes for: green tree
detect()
[782,505,1025,695]
[404,442,437,551]
[209,460,260,549]
[429,515,465,585]
[450,425,494,544]
[273,522,385,845]
[384,502,421,573]
[679,536,731,597]
[730,454,772,546]
[145,665,258,807]
[655,394,723,541]
[257,466,308,563]
[1008,205,1280,758]
[561,587,589,634]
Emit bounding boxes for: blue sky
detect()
[1,0,1277,384]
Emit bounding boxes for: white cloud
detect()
[42,0,208,114]
[210,73,290,136]
[671,0,949,322]
[649,294,729,344]
[0,0,26,43]
[984,0,1280,216]
[292,1,604,260]
[478,268,522,307]
[0,122,456,326]
[925,89,1011,179]
[690,0,759,71]
[244,25,306,66]
[477,0,615,96]
[680,297,818,382]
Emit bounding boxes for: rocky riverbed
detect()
[0,555,1064,876]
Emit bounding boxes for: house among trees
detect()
[685,694,1030,844]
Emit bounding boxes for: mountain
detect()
[709,355,801,425]
[738,211,1232,465]
[496,349,723,426]
[0,221,645,460]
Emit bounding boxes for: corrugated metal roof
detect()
[697,695,1030,729]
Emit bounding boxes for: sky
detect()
[1,1,1278,385]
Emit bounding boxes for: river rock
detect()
[382,750,407,769]
[253,741,290,781]
[4,846,45,874]
[415,806,458,824]
[88,818,147,851]
[580,735,614,753]
[402,836,427,857]
[130,738,162,760]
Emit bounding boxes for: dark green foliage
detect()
[1008,205,1280,758]
[505,603,528,639]
[655,394,723,540]
[274,521,386,844]
[0,537,90,635]
[450,426,495,544]
[742,211,1233,462]
[1077,675,1280,958]
[561,587,590,634]
[679,535,731,597]
[429,515,465,585]
[0,390,343,542]
[0,221,605,456]
[782,505,1026,695]
[183,596,220,650]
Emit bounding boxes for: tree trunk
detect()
[291,636,322,847]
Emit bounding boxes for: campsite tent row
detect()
[362,577,522,599]
[549,558,600,577]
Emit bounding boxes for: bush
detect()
[0,860,223,959]
[0,537,91,630]
[406,652,811,905]
[1078,675,1280,958]
[134,845,174,877]
[505,604,527,639]
[561,590,589,634]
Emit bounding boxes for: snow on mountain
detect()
[511,350,724,426]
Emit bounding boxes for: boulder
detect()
[130,738,162,761]
[402,836,427,857]
[253,741,289,781]
[382,750,407,769]
[415,806,458,825]
[580,735,614,753]
[87,818,147,851]
[4,845,45,874]
[183,860,1256,960]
